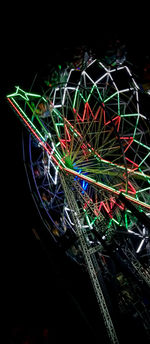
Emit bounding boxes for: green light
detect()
[133,115,140,138]
[125,213,128,229]
[103,91,118,103]
[10,97,46,142]
[86,84,103,103]
[136,187,150,194]
[134,139,150,151]
[111,218,120,225]
[72,88,86,109]
[138,168,150,184]
[107,219,112,229]
[64,156,74,169]
[8,95,66,169]
[138,152,150,167]
[7,86,41,101]
[121,113,146,118]
[63,166,150,210]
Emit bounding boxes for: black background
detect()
[2,6,150,343]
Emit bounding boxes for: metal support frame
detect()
[121,246,150,288]
[60,171,119,344]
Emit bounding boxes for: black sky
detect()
[2,8,150,342]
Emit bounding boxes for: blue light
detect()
[73,167,88,192]
[82,180,88,191]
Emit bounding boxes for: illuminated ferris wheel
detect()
[7,55,150,343]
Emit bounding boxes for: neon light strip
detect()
[133,91,140,137]
[7,97,63,170]
[136,187,150,194]
[118,88,133,93]
[112,218,120,225]
[95,73,108,85]
[8,97,66,168]
[86,84,103,102]
[139,167,150,184]
[7,86,42,101]
[125,157,139,168]
[9,97,46,141]
[87,59,97,68]
[99,62,108,71]
[121,113,146,119]
[63,167,150,210]
[103,91,118,103]
[136,239,145,253]
[63,167,119,194]
[134,139,150,151]
[72,86,80,109]
[138,152,150,167]
[84,71,96,86]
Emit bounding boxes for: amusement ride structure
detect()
[7,49,150,343]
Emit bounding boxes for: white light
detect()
[64,206,75,225]
[66,69,74,83]
[143,226,146,235]
[118,88,132,93]
[84,71,96,85]
[86,59,97,68]
[99,62,108,71]
[136,239,145,253]
[95,72,108,84]
[45,142,58,185]
[108,73,118,91]
[128,230,143,238]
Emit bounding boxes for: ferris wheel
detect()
[7,56,150,343]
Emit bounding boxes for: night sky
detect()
[2,7,150,343]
